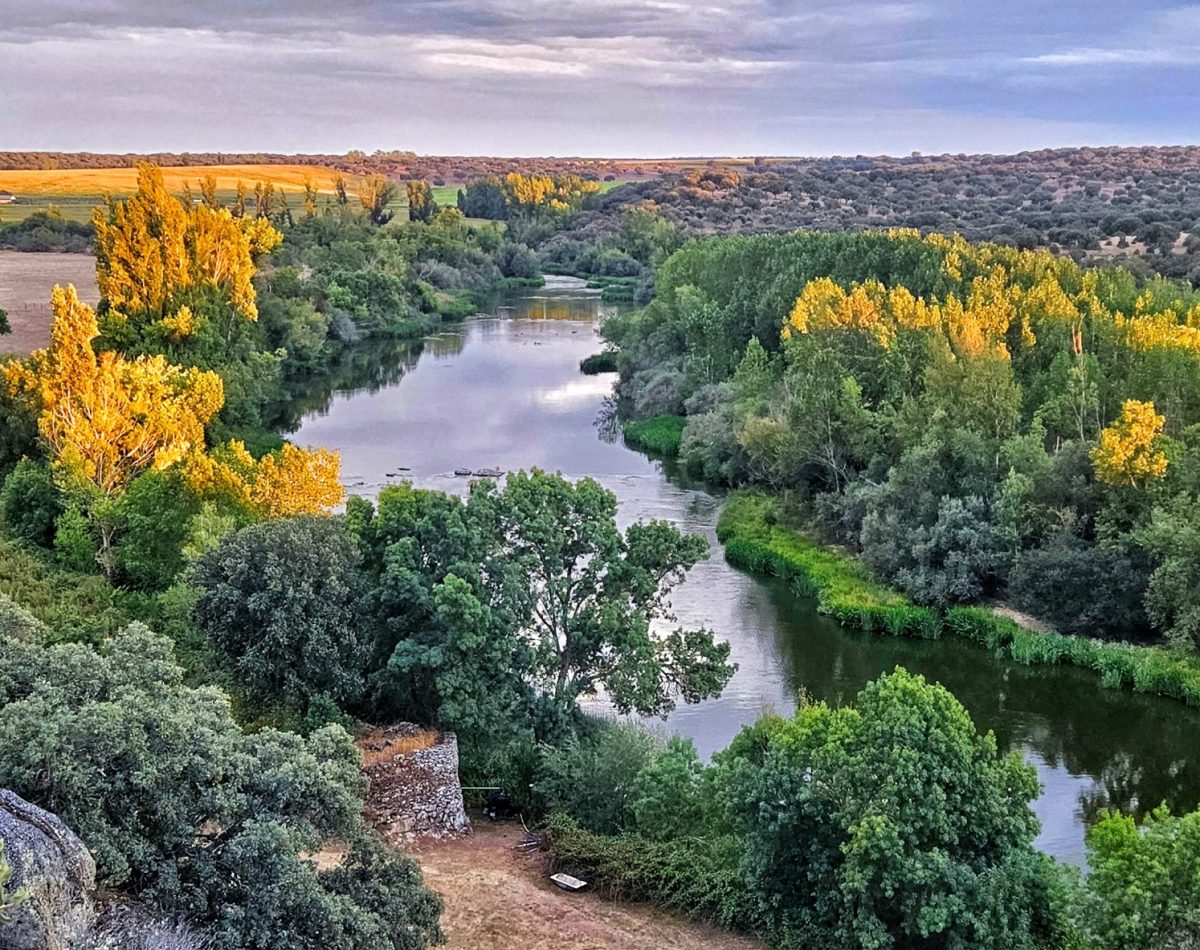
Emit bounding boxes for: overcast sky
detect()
[2,0,1198,156]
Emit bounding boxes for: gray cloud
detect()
[0,0,1195,154]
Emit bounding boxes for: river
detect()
[292,277,1200,865]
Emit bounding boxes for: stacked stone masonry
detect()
[359,724,471,845]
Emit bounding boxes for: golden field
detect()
[0,164,357,196]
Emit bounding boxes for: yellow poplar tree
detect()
[1092,399,1169,487]
[182,439,343,519]
[4,286,224,497]
[92,162,281,337]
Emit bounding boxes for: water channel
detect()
[292,277,1200,864]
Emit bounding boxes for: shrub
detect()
[0,459,63,548]
[623,414,687,456]
[579,351,618,375]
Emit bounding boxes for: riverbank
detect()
[717,491,1200,708]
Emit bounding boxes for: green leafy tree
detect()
[192,516,367,708]
[112,469,202,589]
[486,470,734,718]
[1076,805,1200,949]
[0,624,442,950]
[721,668,1058,948]
[0,458,63,548]
[1139,497,1200,649]
[631,735,710,841]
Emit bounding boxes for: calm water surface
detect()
[293,278,1200,864]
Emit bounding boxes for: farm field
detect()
[0,164,360,224]
[0,171,636,226]
[0,163,354,196]
[0,250,98,354]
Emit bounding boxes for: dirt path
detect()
[412,822,761,950]
[0,251,98,355]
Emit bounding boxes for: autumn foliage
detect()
[93,162,282,340]
[1092,399,1169,487]
[183,439,343,518]
[3,286,223,496]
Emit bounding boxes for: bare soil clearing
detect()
[0,251,98,354]
[412,821,762,950]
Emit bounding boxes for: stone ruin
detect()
[359,724,471,845]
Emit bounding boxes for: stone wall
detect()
[360,724,470,845]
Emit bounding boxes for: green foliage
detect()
[487,470,733,717]
[0,535,127,642]
[192,516,367,710]
[1076,805,1200,949]
[723,670,1056,948]
[0,624,442,950]
[53,504,99,573]
[112,470,202,590]
[534,721,659,835]
[546,670,1067,948]
[1,459,63,548]
[545,814,760,933]
[1139,497,1200,650]
[721,491,1200,707]
[0,375,39,480]
[578,351,618,375]
[630,735,710,842]
[1010,534,1149,639]
[350,472,732,749]
[623,414,687,456]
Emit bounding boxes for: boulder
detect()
[0,790,96,950]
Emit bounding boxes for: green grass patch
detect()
[623,414,686,457]
[579,351,618,375]
[718,491,1200,707]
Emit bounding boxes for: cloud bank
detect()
[1,0,1197,155]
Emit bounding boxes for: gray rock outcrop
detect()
[0,789,96,950]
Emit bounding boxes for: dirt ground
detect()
[0,251,98,355]
[412,821,762,950]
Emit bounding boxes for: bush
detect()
[0,624,443,950]
[534,721,659,834]
[192,516,367,709]
[1010,535,1150,639]
[0,459,63,548]
[544,814,760,933]
[579,351,618,375]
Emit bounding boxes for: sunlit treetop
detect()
[92,162,282,338]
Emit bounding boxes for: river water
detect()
[293,278,1200,865]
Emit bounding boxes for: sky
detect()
[2,0,1199,157]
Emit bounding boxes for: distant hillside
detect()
[545,146,1200,285]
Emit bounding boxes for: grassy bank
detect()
[717,491,1200,708]
[623,414,686,456]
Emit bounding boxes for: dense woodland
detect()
[538,146,1200,287]
[1,161,1199,948]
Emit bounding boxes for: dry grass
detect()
[0,164,357,197]
[414,822,763,950]
[359,727,441,766]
